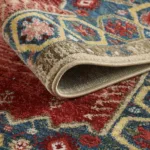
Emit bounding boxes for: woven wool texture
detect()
[1,0,150,98]
[0,0,150,149]
[1,33,150,150]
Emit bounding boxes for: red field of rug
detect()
[0,34,138,132]
[1,0,150,149]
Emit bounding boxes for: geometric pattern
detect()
[134,86,150,113]
[1,34,150,148]
[112,117,150,150]
[0,33,142,149]
[98,14,142,41]
[111,73,150,150]
[1,72,150,149]
[1,0,150,149]
[4,10,106,51]
[3,1,150,63]
[129,3,150,30]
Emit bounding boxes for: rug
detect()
[1,0,150,98]
[1,33,150,149]
[0,0,150,150]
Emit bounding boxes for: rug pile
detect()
[0,0,150,149]
[1,0,150,98]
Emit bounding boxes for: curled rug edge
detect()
[3,34,150,98]
[2,8,150,98]
[33,40,150,98]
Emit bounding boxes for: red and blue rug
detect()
[0,0,150,149]
[1,34,150,149]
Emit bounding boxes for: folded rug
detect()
[1,0,150,98]
[1,32,150,150]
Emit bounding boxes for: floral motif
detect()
[128,106,141,114]
[27,128,38,135]
[40,134,78,150]
[21,18,54,42]
[3,125,13,132]
[73,0,100,10]
[75,9,89,16]
[1,0,150,149]
[0,91,14,105]
[117,10,128,16]
[105,19,138,38]
[0,0,72,31]
[49,141,67,150]
[73,24,96,36]
[140,11,150,26]
[133,126,150,149]
[79,134,101,148]
[9,139,32,150]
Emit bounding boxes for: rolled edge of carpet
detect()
[2,9,150,98]
[34,40,150,98]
